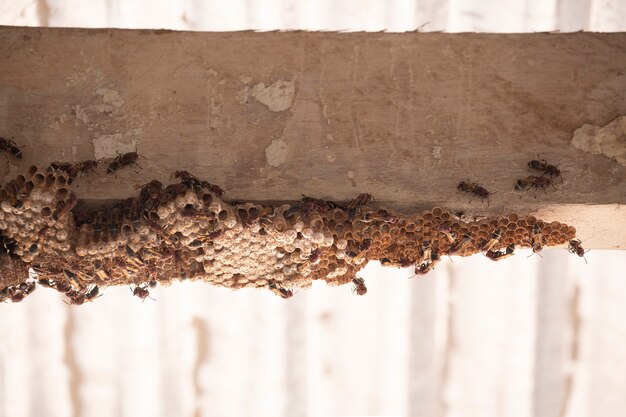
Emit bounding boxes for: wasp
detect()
[37,278,56,289]
[73,159,100,178]
[362,208,397,223]
[307,248,322,264]
[568,239,589,263]
[528,158,562,182]
[449,234,472,255]
[20,281,37,296]
[48,161,77,184]
[65,290,86,305]
[283,205,301,220]
[172,170,202,189]
[85,285,101,301]
[55,280,73,294]
[0,235,18,256]
[131,284,154,301]
[107,152,140,174]
[380,258,413,268]
[352,278,367,296]
[0,137,23,159]
[346,193,374,218]
[300,196,341,214]
[515,175,556,195]
[480,229,502,252]
[413,260,437,276]
[173,171,224,196]
[419,240,432,261]
[528,223,544,256]
[268,280,293,299]
[137,180,163,204]
[438,225,457,244]
[53,193,78,221]
[485,244,515,261]
[162,183,188,201]
[457,181,493,205]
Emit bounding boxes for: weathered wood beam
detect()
[0,27,625,248]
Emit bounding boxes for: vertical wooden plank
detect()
[590,0,626,31]
[117,287,161,417]
[386,0,419,31]
[532,250,575,417]
[305,264,411,416]
[25,291,72,417]
[445,252,538,417]
[156,282,196,417]
[579,251,626,416]
[407,264,449,417]
[556,0,592,31]
[284,293,307,417]
[415,0,449,30]
[0,0,40,26]
[45,0,108,27]
[0,303,29,417]
[69,289,125,417]
[193,285,288,417]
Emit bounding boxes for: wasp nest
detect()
[0,164,581,304]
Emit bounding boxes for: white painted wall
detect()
[0,1,625,416]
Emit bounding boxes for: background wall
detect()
[0,1,625,417]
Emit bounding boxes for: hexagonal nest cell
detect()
[0,165,579,304]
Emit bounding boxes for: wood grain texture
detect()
[0,27,625,248]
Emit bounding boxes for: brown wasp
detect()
[413,259,438,276]
[480,229,502,252]
[515,175,556,195]
[362,208,397,223]
[172,171,224,196]
[300,195,343,215]
[486,244,515,261]
[528,158,563,182]
[268,280,293,299]
[307,248,322,264]
[48,162,77,182]
[347,239,372,262]
[53,193,78,221]
[448,234,472,255]
[528,223,544,256]
[568,239,589,263]
[438,225,457,244]
[0,235,18,257]
[346,193,374,218]
[107,152,140,174]
[352,278,367,296]
[419,240,432,261]
[131,284,155,301]
[457,181,493,205]
[380,258,413,268]
[65,285,100,305]
[0,137,23,159]
[73,159,100,178]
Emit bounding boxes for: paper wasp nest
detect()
[0,165,578,303]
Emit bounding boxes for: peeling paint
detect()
[92,133,137,160]
[265,139,287,167]
[251,80,295,112]
[432,144,442,160]
[235,86,249,104]
[70,105,88,125]
[325,146,336,163]
[92,88,124,114]
[571,116,626,166]
[49,114,68,131]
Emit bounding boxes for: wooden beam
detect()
[0,27,625,248]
